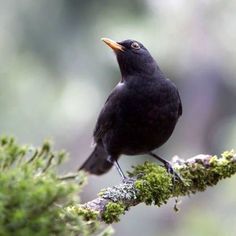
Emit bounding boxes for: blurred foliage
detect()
[0,136,112,236]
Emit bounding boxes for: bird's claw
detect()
[122,177,136,184]
[164,161,183,184]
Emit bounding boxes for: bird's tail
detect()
[79,144,113,175]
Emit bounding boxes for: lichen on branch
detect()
[76,151,236,224]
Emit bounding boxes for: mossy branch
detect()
[75,151,236,224]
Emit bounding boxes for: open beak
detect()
[101,38,124,52]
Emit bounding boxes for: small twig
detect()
[26,149,39,164]
[58,173,80,181]
[42,154,54,173]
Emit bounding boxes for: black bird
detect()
[80,38,182,180]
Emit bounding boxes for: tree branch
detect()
[72,151,236,223]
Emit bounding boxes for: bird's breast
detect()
[103,78,181,156]
[118,80,179,125]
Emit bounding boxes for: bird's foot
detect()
[163,161,183,184]
[148,152,183,184]
[121,177,136,184]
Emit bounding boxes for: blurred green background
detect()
[1,1,236,235]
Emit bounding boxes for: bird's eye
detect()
[131,42,140,50]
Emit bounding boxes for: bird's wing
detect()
[166,78,182,117]
[93,86,120,143]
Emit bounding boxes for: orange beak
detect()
[101,38,124,52]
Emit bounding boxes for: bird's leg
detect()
[107,156,127,180]
[114,160,127,180]
[148,152,182,183]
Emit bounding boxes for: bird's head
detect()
[102,38,161,79]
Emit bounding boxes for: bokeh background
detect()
[1,1,236,235]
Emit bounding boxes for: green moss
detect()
[130,162,173,206]
[176,151,236,195]
[102,202,125,224]
[221,150,234,160]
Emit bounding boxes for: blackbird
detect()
[80,38,182,180]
